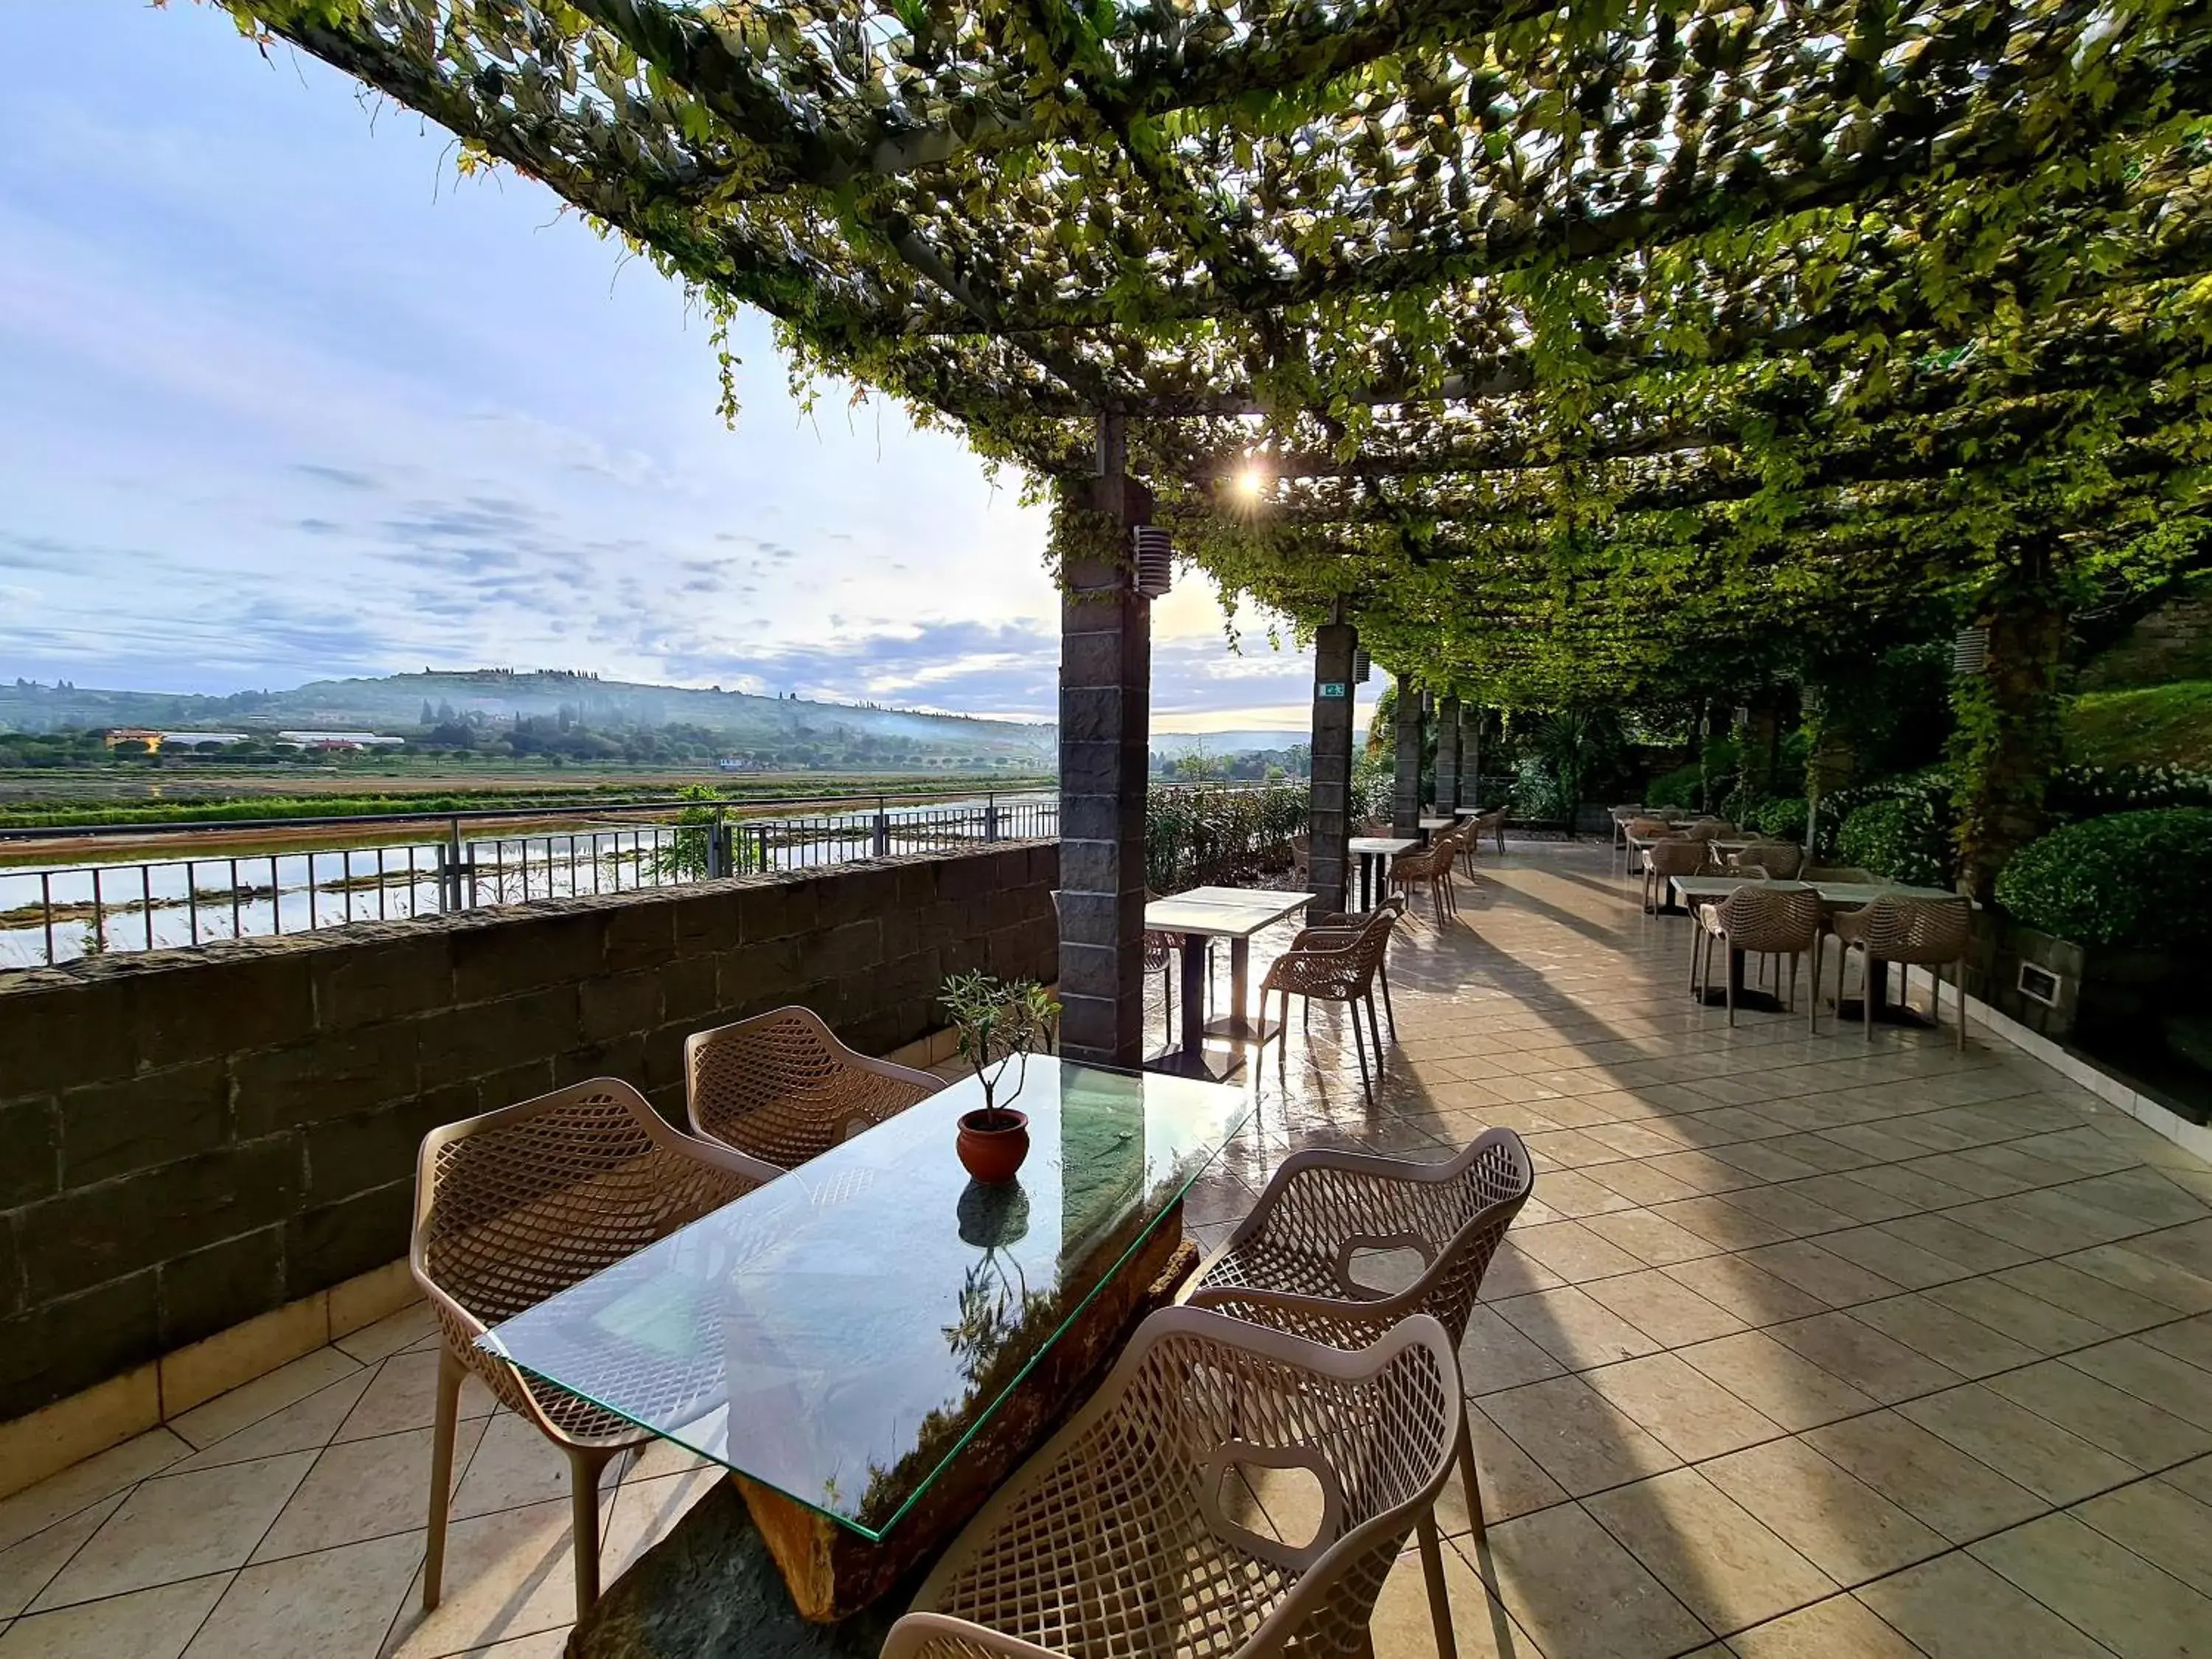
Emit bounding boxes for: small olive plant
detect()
[939,971,1060,1118]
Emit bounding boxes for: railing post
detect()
[985,794,1000,843]
[440,818,465,912]
[706,807,727,879]
[872,796,890,858]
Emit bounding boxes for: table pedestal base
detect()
[1144,1047,1243,1082]
[732,1220,1194,1624]
[1834,999,1938,1029]
[1694,987,1787,1013]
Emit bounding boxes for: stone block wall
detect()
[0,841,1056,1423]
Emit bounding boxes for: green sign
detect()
[1319,682,1348,698]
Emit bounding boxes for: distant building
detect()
[276,731,406,752]
[100,727,164,749]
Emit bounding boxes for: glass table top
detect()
[479,1056,1251,1541]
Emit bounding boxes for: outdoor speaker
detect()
[1953,626,1990,675]
[1352,649,1372,683]
[1131,526,1174,597]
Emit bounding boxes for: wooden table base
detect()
[571,1227,1200,1649]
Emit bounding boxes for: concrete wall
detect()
[0,841,1057,1424]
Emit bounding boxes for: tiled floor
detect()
[5,841,2211,1658]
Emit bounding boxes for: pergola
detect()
[229,0,2212,1066]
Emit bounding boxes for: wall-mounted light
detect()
[1131,526,1175,598]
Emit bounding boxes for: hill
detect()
[0,671,1057,771]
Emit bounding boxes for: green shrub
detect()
[1145,783,1308,891]
[1995,809,2212,949]
[1818,770,1958,860]
[2047,762,2212,820]
[1745,796,1808,840]
[1646,762,1703,810]
[1837,796,1953,887]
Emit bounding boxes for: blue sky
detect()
[0,1,1315,733]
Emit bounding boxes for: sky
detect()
[0,1,1316,734]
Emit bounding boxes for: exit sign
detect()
[1319,681,1348,698]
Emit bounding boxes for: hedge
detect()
[1836,796,1955,888]
[1994,809,2212,950]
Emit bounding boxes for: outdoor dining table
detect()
[1417,815,1455,844]
[1144,885,1314,1079]
[1670,875,1966,1020]
[1347,835,1418,912]
[481,1055,1251,1627]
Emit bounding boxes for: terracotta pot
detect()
[956,1107,1030,1185]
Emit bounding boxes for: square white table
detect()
[1144,886,1313,1079]
[1347,835,1417,911]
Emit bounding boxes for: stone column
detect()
[1391,676,1426,835]
[1462,703,1482,807]
[1055,417,1151,1068]
[1434,694,1461,815]
[1307,617,1357,919]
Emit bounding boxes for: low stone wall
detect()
[0,841,1057,1425]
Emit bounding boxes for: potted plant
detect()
[940,971,1060,1182]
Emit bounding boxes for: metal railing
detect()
[0,789,1057,970]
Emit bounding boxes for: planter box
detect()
[1975,918,2208,1123]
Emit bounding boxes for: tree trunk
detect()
[1952,562,2067,901]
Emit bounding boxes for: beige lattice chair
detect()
[1388,841,1458,926]
[880,1308,1464,1659]
[1261,905,1402,1103]
[1802,864,1878,884]
[1476,805,1510,855]
[413,1079,782,1618]
[1295,893,1408,1038]
[1685,818,1734,841]
[686,1004,942,1168]
[1832,893,1975,1050]
[1731,840,1805,878]
[1189,1129,1535,1554]
[1641,835,1710,913]
[1693,882,1824,1028]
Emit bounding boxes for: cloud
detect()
[0,0,1317,726]
[290,462,380,490]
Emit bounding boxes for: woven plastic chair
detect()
[1261,906,1402,1103]
[1802,864,1878,884]
[414,1079,781,1619]
[1290,830,1312,886]
[1438,816,1479,877]
[1684,818,1733,841]
[1477,805,1509,855]
[1189,1130,1534,1552]
[686,1004,943,1169]
[1298,894,1408,1038]
[881,1308,1463,1659]
[1642,835,1710,913]
[1693,882,1824,1028]
[1731,841,1804,878]
[1832,894,1975,1050]
[1388,841,1457,926]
